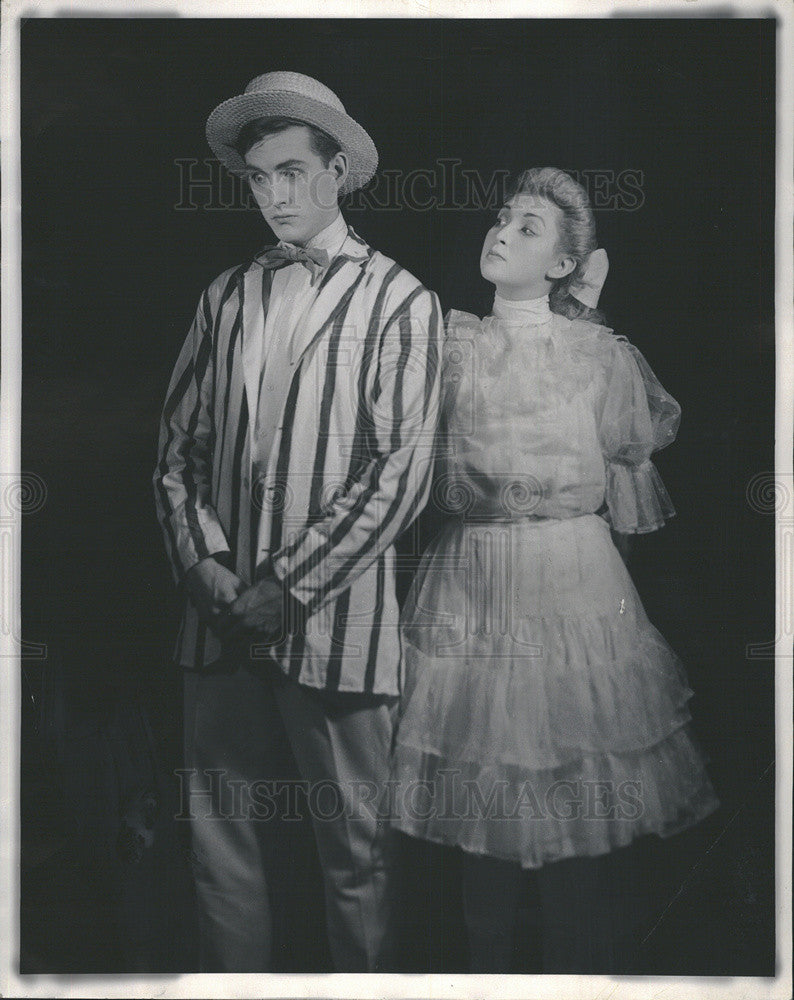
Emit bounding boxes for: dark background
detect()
[20,17,776,975]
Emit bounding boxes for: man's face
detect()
[242,125,343,246]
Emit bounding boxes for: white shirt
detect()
[251,211,349,479]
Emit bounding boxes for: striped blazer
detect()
[153,227,442,695]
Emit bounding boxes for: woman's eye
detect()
[522,227,538,236]
[494,215,507,228]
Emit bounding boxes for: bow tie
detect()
[258,243,330,279]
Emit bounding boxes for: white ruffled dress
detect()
[391,295,719,868]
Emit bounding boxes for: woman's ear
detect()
[331,150,350,189]
[547,255,576,281]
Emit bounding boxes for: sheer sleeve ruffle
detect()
[599,336,681,534]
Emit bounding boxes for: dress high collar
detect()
[491,293,553,326]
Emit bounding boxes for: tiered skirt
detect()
[391,514,719,868]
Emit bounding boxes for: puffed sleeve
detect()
[435,308,479,443]
[440,309,479,407]
[598,335,681,533]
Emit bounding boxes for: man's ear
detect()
[547,255,576,281]
[330,150,349,189]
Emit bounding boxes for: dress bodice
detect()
[437,307,681,532]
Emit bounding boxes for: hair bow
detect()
[569,248,609,309]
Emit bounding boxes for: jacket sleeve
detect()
[152,284,231,586]
[269,282,443,617]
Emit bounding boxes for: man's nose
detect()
[271,177,291,206]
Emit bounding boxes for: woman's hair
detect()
[509,167,606,325]
[233,116,342,166]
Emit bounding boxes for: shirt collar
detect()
[284,211,349,258]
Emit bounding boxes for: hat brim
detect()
[206,91,378,197]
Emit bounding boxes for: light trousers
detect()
[182,660,398,972]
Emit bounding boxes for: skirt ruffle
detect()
[391,513,719,867]
[391,729,719,869]
[398,613,696,769]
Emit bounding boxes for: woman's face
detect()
[480,194,574,299]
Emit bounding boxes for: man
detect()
[153,71,442,972]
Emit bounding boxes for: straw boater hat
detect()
[205,71,378,197]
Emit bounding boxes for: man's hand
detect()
[184,557,247,636]
[223,575,286,643]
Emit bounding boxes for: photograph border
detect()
[1,1,791,997]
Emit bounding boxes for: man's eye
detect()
[250,172,266,185]
[282,169,299,179]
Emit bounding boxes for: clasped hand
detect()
[184,557,286,643]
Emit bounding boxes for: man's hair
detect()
[233,116,342,166]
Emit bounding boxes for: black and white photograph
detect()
[1,1,791,997]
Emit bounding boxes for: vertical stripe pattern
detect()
[153,230,442,694]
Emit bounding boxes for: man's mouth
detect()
[271,214,298,222]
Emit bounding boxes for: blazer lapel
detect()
[239,263,272,448]
[288,231,371,366]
